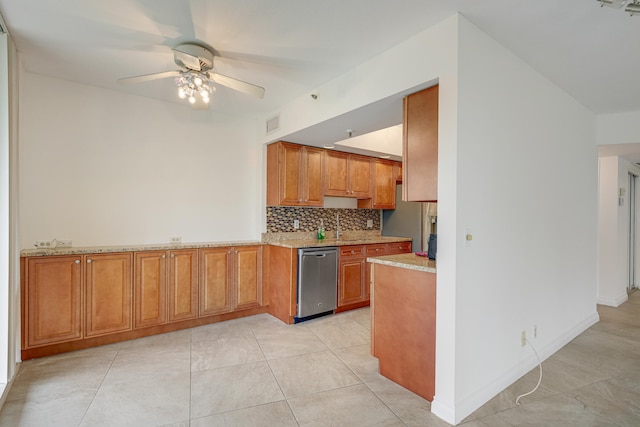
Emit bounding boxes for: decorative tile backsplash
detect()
[266,207,381,233]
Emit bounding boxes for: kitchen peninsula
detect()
[368,253,437,401]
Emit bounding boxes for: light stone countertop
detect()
[20,240,263,257]
[367,253,437,273]
[265,235,413,249]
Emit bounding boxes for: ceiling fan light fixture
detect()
[625,1,640,13]
[175,70,214,106]
[597,0,640,15]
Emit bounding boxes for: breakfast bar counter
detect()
[368,253,436,401]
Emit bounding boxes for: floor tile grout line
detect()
[75,348,121,427]
[361,380,414,426]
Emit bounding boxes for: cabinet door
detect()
[403,85,438,202]
[394,161,403,183]
[26,256,83,347]
[302,146,324,206]
[134,251,167,328]
[324,150,349,196]
[267,141,305,206]
[338,258,366,306]
[234,246,263,310]
[168,249,198,322]
[199,247,232,316]
[349,155,373,198]
[372,160,396,209]
[86,253,132,337]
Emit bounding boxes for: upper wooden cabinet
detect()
[324,151,372,199]
[393,161,402,183]
[85,253,132,337]
[358,159,396,210]
[267,141,324,207]
[25,256,83,347]
[403,85,438,202]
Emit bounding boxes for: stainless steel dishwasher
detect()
[296,247,338,321]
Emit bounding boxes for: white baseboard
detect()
[430,397,455,425]
[439,312,599,425]
[597,293,628,307]
[0,362,21,412]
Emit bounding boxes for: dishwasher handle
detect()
[300,248,337,257]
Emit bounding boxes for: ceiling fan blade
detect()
[208,72,265,99]
[118,70,181,84]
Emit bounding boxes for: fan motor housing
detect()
[173,43,214,71]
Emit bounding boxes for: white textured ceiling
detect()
[1,0,640,152]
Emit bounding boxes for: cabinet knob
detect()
[87,259,92,264]
[170,254,174,258]
[162,254,166,259]
[228,251,231,254]
[351,250,355,254]
[74,260,80,264]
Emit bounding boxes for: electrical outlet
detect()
[294,220,300,230]
[367,219,373,228]
[56,239,72,248]
[533,324,538,339]
[521,330,527,347]
[170,236,182,244]
[35,240,52,248]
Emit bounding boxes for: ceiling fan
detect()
[118,43,265,106]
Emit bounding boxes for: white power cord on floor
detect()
[515,338,542,405]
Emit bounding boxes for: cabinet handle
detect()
[75,260,80,264]
[162,254,166,259]
[87,259,92,264]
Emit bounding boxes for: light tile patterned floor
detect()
[2,295,640,426]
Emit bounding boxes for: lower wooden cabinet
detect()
[25,256,83,347]
[134,251,168,328]
[235,246,263,309]
[200,247,233,316]
[168,249,199,322]
[199,245,263,315]
[86,253,132,337]
[22,245,263,359]
[338,246,367,307]
[337,242,412,308]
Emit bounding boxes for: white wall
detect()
[0,28,20,408]
[0,30,9,388]
[259,15,461,422]
[597,111,640,146]
[19,73,262,248]
[453,17,598,421]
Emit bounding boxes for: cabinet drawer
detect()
[365,244,387,257]
[339,245,365,258]
[387,241,413,255]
